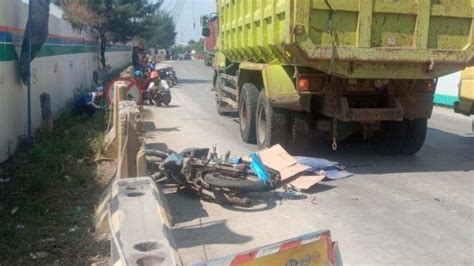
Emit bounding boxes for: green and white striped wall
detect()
[0,0,131,162]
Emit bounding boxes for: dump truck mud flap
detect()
[269,94,312,112]
[454,100,474,116]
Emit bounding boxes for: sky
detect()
[160,0,217,44]
[48,0,217,44]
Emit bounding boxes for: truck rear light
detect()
[298,78,310,91]
[298,77,325,92]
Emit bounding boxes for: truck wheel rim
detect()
[240,98,247,131]
[257,105,267,144]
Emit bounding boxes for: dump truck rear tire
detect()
[215,77,230,115]
[212,71,218,90]
[402,118,427,155]
[373,121,407,154]
[256,90,290,149]
[239,83,259,143]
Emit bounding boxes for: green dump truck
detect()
[206,0,473,154]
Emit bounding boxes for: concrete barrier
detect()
[109,177,180,265]
[97,78,179,265]
[117,101,142,179]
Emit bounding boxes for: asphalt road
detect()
[145,60,474,265]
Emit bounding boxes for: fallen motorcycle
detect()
[145,146,280,206]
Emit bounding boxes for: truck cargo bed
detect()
[218,0,473,79]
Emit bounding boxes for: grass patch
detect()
[0,106,113,264]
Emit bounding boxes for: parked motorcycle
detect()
[145,145,280,206]
[157,66,178,87]
[166,67,178,86]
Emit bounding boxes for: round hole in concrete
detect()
[126,192,145,197]
[125,186,139,191]
[136,255,164,266]
[134,241,162,252]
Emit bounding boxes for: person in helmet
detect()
[146,70,170,106]
[71,86,105,117]
[134,70,143,78]
[146,61,155,74]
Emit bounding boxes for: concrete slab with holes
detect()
[108,177,180,265]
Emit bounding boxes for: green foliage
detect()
[140,11,176,49]
[0,102,110,264]
[55,0,174,66]
[16,108,105,193]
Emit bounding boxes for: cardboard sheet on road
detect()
[288,174,326,190]
[243,145,326,189]
[256,144,310,181]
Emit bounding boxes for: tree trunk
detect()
[100,33,107,69]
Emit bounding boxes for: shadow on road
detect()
[220,192,279,213]
[142,108,154,120]
[145,142,170,153]
[290,127,474,175]
[143,121,156,131]
[161,184,254,247]
[178,78,211,84]
[172,220,253,249]
[163,104,180,108]
[148,127,181,133]
[164,186,210,224]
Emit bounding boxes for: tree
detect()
[139,11,176,49]
[54,0,163,68]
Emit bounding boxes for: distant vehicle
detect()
[454,67,474,116]
[208,0,473,154]
[200,13,218,67]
